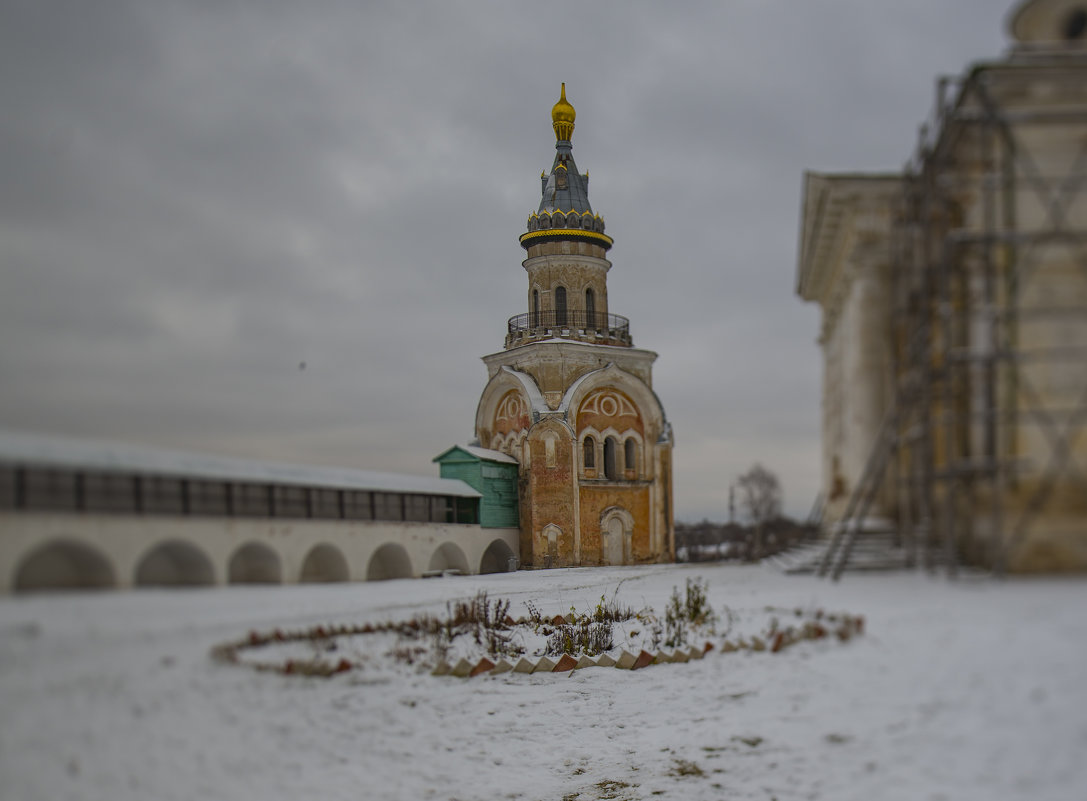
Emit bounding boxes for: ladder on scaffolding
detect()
[816,380,923,581]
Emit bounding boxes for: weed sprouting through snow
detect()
[664,577,717,648]
[541,591,637,657]
[546,618,615,657]
[443,591,520,659]
[430,625,451,664]
[669,758,705,777]
[649,619,664,651]
[524,600,545,627]
[683,577,716,627]
[593,590,634,624]
[664,589,687,648]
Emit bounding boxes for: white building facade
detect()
[798,0,1087,573]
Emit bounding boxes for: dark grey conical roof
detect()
[520,86,612,252]
[538,143,592,215]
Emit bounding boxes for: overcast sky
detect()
[0,0,1014,521]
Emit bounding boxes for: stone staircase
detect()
[765,530,918,575]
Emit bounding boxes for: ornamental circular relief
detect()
[494,391,529,435]
[580,389,637,420]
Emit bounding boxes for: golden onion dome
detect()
[551,83,576,141]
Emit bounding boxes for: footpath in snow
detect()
[1,563,1085,801]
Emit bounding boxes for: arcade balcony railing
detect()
[505,310,632,348]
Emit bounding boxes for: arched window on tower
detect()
[624,438,637,476]
[585,287,596,328]
[555,286,567,327]
[532,289,540,327]
[604,436,618,480]
[583,436,596,470]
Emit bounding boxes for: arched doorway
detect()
[227,542,282,585]
[13,539,116,592]
[479,539,516,574]
[134,540,215,587]
[428,542,469,575]
[600,507,634,566]
[299,543,349,583]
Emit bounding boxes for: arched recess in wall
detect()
[542,522,562,565]
[560,364,668,448]
[227,542,282,585]
[13,539,116,592]
[479,539,516,574]
[366,543,413,581]
[585,287,595,322]
[542,430,558,468]
[428,542,470,575]
[299,543,349,583]
[134,540,215,587]
[474,367,545,450]
[555,285,567,326]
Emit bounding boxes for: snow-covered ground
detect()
[1,563,1085,801]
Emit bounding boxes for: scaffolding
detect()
[822,49,1087,579]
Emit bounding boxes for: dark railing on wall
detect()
[0,466,480,525]
[506,310,631,345]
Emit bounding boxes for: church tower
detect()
[475,85,674,567]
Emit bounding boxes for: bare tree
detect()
[736,464,783,560]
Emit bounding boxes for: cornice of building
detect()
[797,172,900,305]
[519,228,614,249]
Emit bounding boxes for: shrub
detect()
[664,587,687,648]
[440,591,522,659]
[546,619,614,657]
[682,577,716,627]
[592,591,634,624]
[663,577,717,648]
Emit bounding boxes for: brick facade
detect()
[473,86,674,567]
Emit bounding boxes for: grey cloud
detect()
[0,0,1008,520]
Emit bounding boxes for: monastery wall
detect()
[2,512,518,592]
